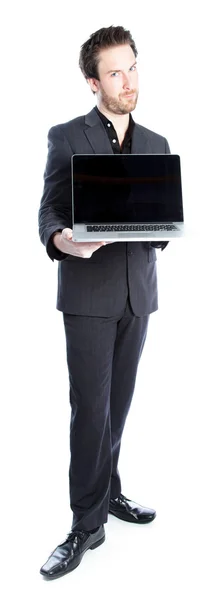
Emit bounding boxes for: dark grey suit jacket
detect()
[38,108,170,317]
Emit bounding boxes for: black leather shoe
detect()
[109,493,156,524]
[40,525,105,579]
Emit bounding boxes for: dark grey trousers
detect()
[63,295,150,531]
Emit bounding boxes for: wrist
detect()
[52,231,62,250]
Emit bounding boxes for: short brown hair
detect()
[79,25,138,90]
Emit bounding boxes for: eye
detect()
[111,72,119,77]
[130,65,137,71]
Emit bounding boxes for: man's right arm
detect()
[38,125,73,261]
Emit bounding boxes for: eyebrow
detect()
[106,61,137,74]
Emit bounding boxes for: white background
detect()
[1,0,218,598]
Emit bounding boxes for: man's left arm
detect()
[150,137,171,251]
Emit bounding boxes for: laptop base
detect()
[72,223,185,242]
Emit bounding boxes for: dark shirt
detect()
[94,105,134,154]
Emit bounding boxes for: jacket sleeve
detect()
[38,125,73,261]
[149,136,171,252]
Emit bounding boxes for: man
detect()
[38,25,170,579]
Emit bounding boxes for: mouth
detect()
[123,93,135,99]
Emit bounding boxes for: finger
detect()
[89,242,105,247]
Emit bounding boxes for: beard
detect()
[98,85,139,115]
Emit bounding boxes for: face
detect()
[87,44,139,115]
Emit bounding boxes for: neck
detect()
[97,103,130,133]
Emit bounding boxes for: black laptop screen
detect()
[72,154,184,223]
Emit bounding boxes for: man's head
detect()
[79,26,139,115]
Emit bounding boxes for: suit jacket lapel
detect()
[84,108,113,154]
[131,124,152,154]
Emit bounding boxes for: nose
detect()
[122,72,132,90]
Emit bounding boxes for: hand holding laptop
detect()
[53,229,113,259]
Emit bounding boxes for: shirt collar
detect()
[94,105,135,134]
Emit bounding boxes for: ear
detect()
[86,77,99,94]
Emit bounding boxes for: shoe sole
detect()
[40,534,105,580]
[108,510,156,524]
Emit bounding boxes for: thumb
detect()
[63,228,73,240]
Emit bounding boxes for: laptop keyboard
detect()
[87,224,178,232]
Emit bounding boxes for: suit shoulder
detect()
[136,122,167,144]
[48,115,86,137]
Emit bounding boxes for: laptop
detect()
[71,154,185,242]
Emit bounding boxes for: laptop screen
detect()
[72,154,184,224]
